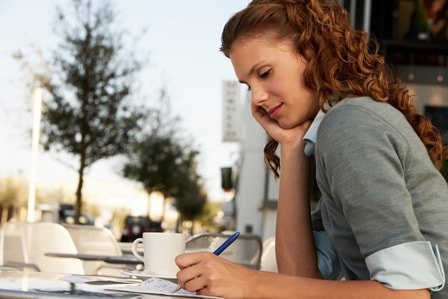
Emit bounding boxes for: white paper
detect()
[107,277,222,298]
[59,275,140,284]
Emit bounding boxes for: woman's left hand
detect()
[175,251,257,298]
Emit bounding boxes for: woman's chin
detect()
[278,120,301,130]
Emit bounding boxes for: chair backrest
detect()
[186,232,263,270]
[260,236,278,272]
[63,224,122,255]
[24,222,85,274]
[0,222,31,269]
[63,224,125,275]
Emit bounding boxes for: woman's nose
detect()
[251,87,268,106]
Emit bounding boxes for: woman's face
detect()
[229,35,318,129]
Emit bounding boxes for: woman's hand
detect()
[175,251,256,298]
[175,251,431,299]
[251,103,311,149]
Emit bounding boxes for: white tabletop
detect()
[45,252,142,265]
[0,270,188,299]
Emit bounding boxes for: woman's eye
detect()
[259,69,271,79]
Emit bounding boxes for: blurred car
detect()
[38,203,94,225]
[59,208,94,225]
[120,215,163,242]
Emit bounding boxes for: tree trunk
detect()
[190,220,195,235]
[75,152,86,224]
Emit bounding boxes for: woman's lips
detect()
[268,104,282,118]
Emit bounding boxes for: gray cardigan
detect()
[314,97,448,298]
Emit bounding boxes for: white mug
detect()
[132,232,186,277]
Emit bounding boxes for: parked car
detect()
[59,208,94,225]
[120,215,163,242]
[37,203,94,225]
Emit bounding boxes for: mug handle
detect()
[131,238,145,262]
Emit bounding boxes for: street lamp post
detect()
[27,87,43,222]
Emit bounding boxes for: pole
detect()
[363,0,372,34]
[27,87,42,222]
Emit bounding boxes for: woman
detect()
[175,0,448,298]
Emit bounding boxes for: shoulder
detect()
[323,97,404,128]
[318,97,412,146]
[315,96,421,174]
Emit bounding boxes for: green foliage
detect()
[41,0,146,165]
[173,175,208,221]
[16,0,147,222]
[123,135,198,198]
[122,90,207,223]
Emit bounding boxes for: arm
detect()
[275,140,320,277]
[250,103,320,277]
[175,252,430,299]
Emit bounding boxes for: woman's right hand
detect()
[251,103,311,149]
[176,251,258,298]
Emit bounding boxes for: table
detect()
[45,252,142,265]
[0,270,194,299]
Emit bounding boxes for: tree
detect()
[16,0,146,222]
[174,179,210,234]
[122,90,207,229]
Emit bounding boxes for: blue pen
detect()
[172,232,241,294]
[213,231,240,255]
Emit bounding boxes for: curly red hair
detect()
[221,0,448,177]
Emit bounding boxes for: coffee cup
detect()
[131,232,186,277]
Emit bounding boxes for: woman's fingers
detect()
[176,251,256,298]
[176,252,215,291]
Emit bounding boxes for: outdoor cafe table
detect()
[44,252,142,265]
[0,270,198,299]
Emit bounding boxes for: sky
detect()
[0,0,251,214]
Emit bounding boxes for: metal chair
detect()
[1,221,85,274]
[186,232,263,270]
[0,221,39,271]
[24,222,85,274]
[260,236,278,272]
[63,224,134,276]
